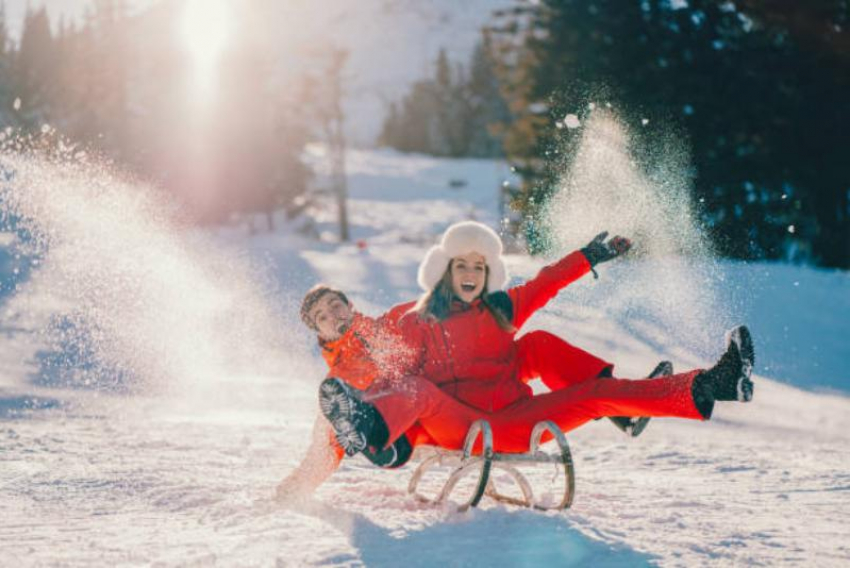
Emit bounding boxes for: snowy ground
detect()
[1,147,849,566]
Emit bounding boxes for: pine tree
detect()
[0,1,12,127]
[13,7,57,128]
[378,102,401,148]
[90,0,130,158]
[378,40,509,159]
[490,0,850,266]
[432,48,457,155]
[397,79,439,154]
[467,34,509,157]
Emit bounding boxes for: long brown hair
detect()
[413,261,515,332]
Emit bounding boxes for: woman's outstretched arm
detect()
[509,232,631,329]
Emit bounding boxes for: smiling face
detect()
[307,292,354,342]
[450,252,487,303]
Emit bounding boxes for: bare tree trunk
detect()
[327,49,349,242]
[305,46,350,242]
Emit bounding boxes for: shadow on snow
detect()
[294,500,657,567]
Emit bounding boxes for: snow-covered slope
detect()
[1,147,849,566]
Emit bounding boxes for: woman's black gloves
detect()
[580,231,632,268]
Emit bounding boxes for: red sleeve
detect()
[374,301,423,379]
[508,250,592,329]
[378,301,417,328]
[394,309,427,376]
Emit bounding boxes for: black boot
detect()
[608,360,673,437]
[319,378,389,456]
[363,434,413,469]
[692,326,755,418]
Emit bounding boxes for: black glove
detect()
[580,231,632,268]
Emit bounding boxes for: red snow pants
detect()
[367,370,705,454]
[516,330,613,390]
[396,329,614,448]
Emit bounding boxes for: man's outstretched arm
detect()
[275,414,344,502]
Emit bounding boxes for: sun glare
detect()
[181,0,231,90]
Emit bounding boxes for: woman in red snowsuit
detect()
[320,221,755,457]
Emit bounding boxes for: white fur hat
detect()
[417,221,508,292]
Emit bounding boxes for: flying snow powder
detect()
[0,143,309,405]
[542,108,730,356]
[564,114,582,129]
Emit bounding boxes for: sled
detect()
[407,419,575,512]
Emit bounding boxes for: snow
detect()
[1,146,849,566]
[564,114,582,129]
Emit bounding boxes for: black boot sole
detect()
[318,378,370,456]
[727,325,754,402]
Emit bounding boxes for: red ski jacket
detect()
[399,250,596,411]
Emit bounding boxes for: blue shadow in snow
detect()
[0,395,62,419]
[295,501,656,567]
[31,314,133,392]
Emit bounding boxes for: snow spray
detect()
[0,144,309,403]
[543,108,731,357]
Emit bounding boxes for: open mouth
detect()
[460,282,477,293]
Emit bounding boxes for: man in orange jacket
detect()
[275,286,424,500]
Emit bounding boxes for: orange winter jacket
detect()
[319,302,417,388]
[319,314,380,390]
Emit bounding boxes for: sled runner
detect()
[408,419,575,512]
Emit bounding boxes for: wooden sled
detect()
[407,419,575,512]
